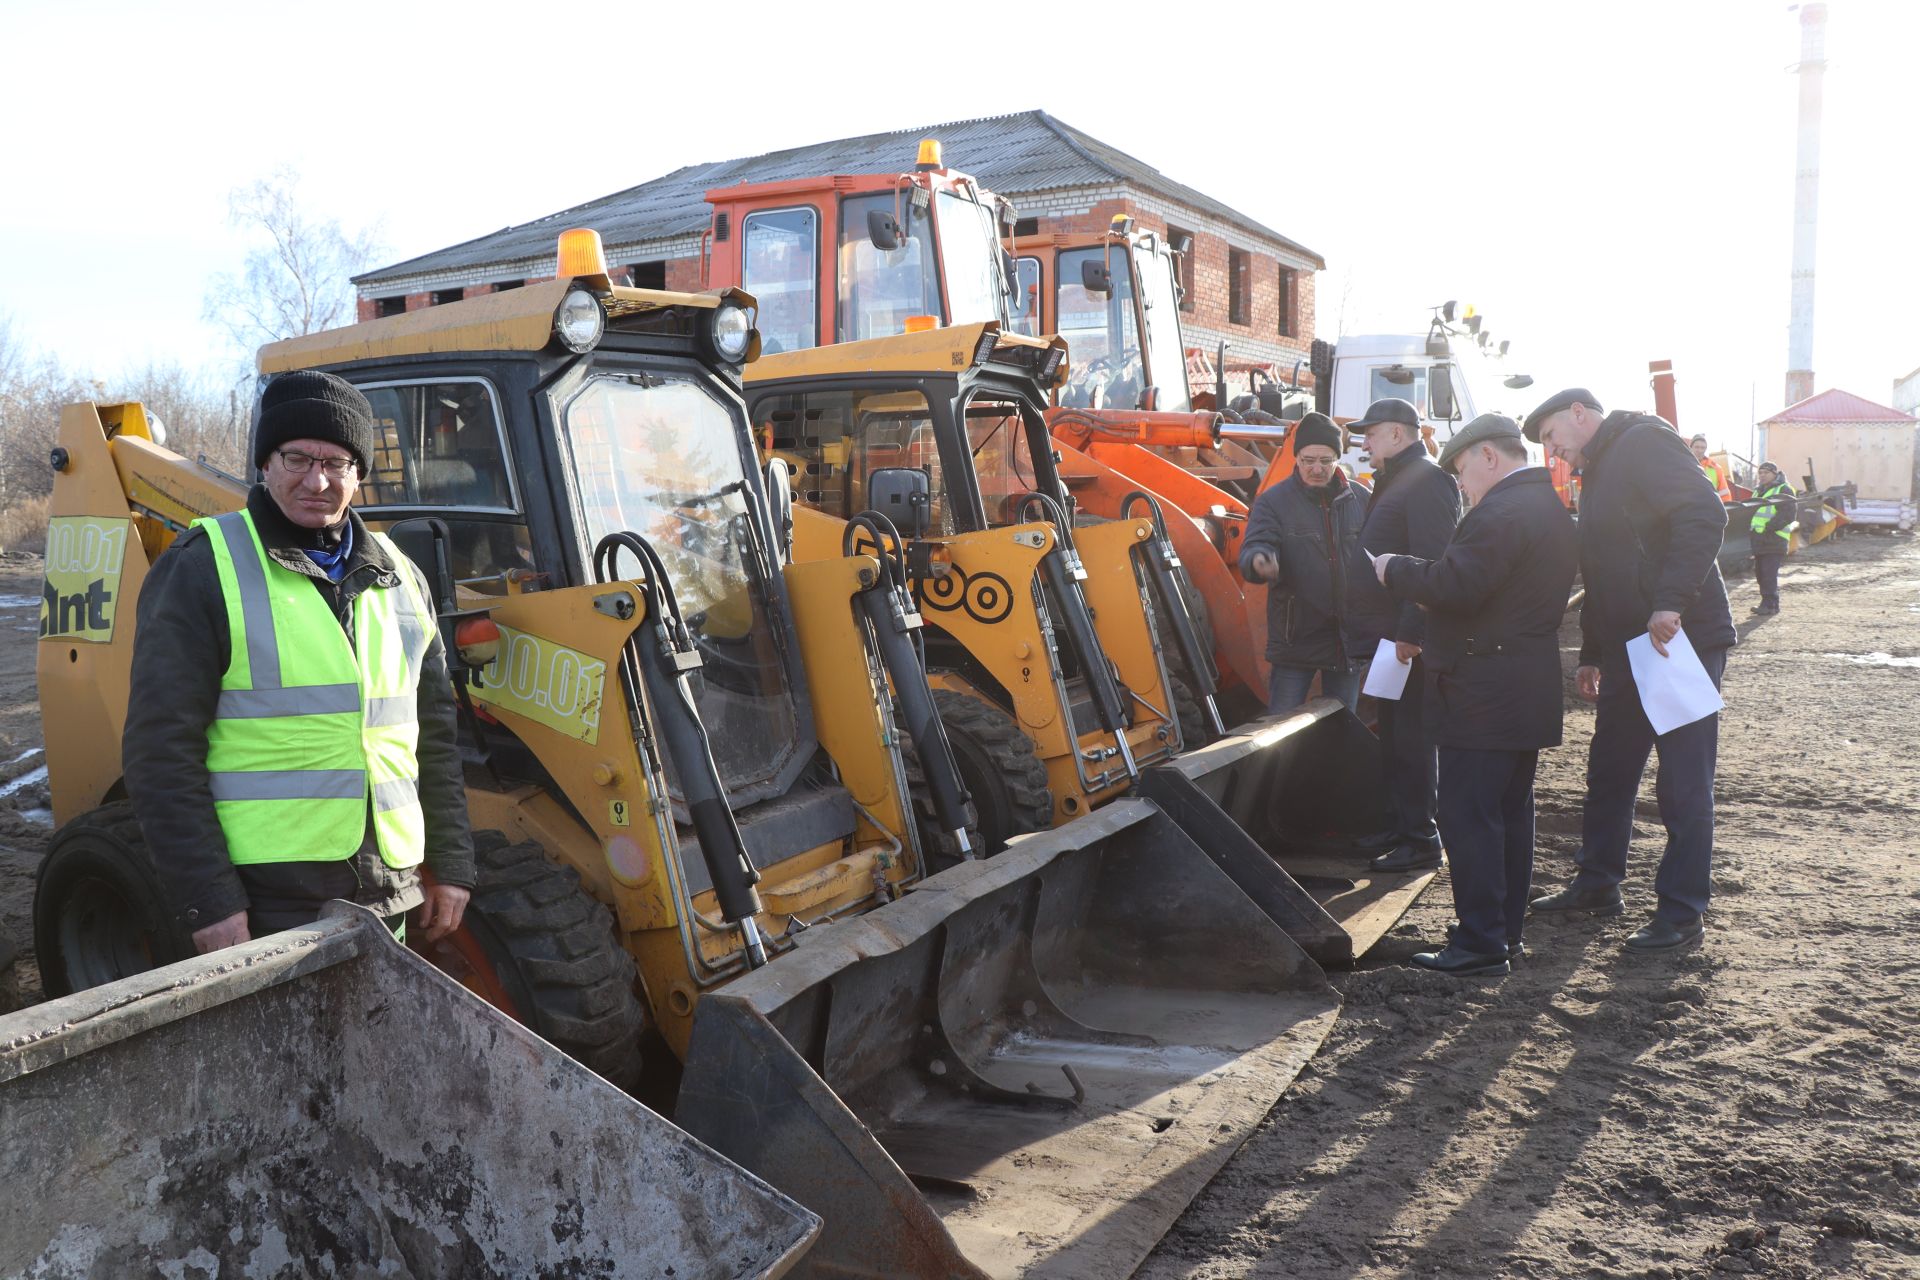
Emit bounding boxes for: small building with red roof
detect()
[1759,389,1917,505]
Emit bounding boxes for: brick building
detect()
[355,110,1321,377]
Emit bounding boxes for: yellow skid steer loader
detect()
[27,231,1337,1276]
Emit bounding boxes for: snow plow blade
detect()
[0,903,818,1280]
[676,798,1339,1280]
[1138,697,1437,965]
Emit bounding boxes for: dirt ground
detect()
[1139,529,1920,1280]
[1,535,1916,1278]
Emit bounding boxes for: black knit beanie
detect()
[1291,412,1344,457]
[254,370,376,474]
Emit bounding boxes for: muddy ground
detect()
[1,535,1915,1278]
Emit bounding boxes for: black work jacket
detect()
[1575,412,1736,666]
[1349,445,1461,647]
[1238,470,1367,668]
[122,486,477,930]
[1385,468,1580,750]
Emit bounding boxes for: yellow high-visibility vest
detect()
[197,510,435,867]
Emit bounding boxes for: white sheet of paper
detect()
[1362,638,1412,700]
[1625,626,1724,735]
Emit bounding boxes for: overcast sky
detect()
[3,0,1912,453]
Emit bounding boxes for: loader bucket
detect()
[676,798,1339,1280]
[0,903,818,1280]
[1138,697,1437,965]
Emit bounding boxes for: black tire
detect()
[932,688,1053,854]
[428,831,647,1091]
[898,731,983,874]
[1169,675,1211,751]
[34,802,196,998]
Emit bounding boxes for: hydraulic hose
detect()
[1015,492,1138,780]
[595,531,768,968]
[1121,491,1227,740]
[844,513,975,860]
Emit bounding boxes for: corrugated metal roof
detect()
[357,110,1321,287]
[1764,388,1916,424]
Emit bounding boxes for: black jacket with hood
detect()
[122,486,477,931]
[1239,468,1368,668]
[1574,412,1736,667]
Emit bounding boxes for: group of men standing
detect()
[1242,388,1744,976]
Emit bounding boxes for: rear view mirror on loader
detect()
[867,208,903,252]
[1080,259,1112,295]
[866,467,931,537]
[763,457,795,567]
[1430,365,1457,420]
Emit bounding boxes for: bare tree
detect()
[203,167,381,353]
[0,316,91,508]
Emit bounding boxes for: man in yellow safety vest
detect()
[124,370,475,954]
[1748,461,1798,616]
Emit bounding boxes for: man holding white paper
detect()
[1347,398,1461,873]
[1373,415,1579,975]
[1524,389,1736,953]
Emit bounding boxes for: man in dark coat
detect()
[1747,461,1797,615]
[1347,398,1462,872]
[124,370,477,954]
[1525,389,1735,953]
[1372,415,1579,975]
[1239,413,1366,712]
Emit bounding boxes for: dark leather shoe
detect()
[1529,882,1624,916]
[1371,843,1443,873]
[1410,943,1510,977]
[1448,921,1525,962]
[1624,917,1704,952]
[1351,829,1400,854]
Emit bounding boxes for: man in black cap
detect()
[1370,415,1579,975]
[1240,412,1367,712]
[1747,461,1797,615]
[1524,388,1734,952]
[1346,397,1461,872]
[124,369,476,957]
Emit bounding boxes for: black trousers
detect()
[1436,747,1538,955]
[1753,551,1784,609]
[1571,646,1727,925]
[1375,655,1440,850]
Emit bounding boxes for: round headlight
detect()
[145,413,168,447]
[711,304,752,362]
[555,289,605,353]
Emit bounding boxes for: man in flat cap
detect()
[1346,398,1460,872]
[1370,415,1579,974]
[1747,461,1797,615]
[124,369,476,958]
[1524,389,1734,952]
[1241,413,1367,713]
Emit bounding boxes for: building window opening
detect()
[1228,248,1250,326]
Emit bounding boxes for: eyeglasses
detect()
[276,449,358,479]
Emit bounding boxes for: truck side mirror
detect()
[1080,260,1112,295]
[763,457,794,567]
[1172,233,1194,256]
[1001,248,1018,298]
[1504,374,1535,390]
[867,209,903,252]
[1430,365,1457,421]
[867,467,932,538]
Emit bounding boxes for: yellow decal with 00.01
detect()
[468,624,607,745]
[41,516,131,644]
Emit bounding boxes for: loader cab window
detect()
[755,387,956,536]
[353,378,535,596]
[961,394,1051,527]
[933,190,1009,329]
[558,372,798,794]
[838,192,940,342]
[1056,246,1143,411]
[1133,242,1191,412]
[1006,256,1043,338]
[742,207,818,355]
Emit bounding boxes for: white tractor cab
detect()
[1316,303,1537,485]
